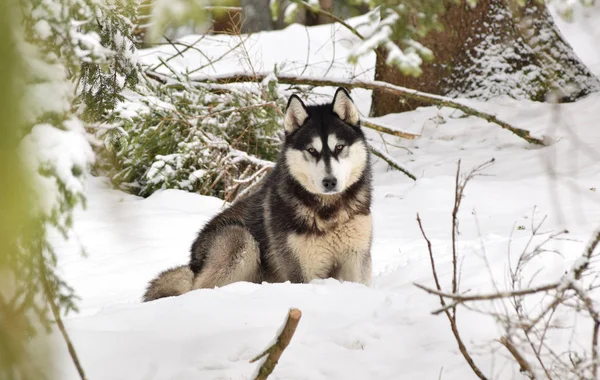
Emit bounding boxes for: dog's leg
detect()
[192,225,261,289]
[335,250,372,286]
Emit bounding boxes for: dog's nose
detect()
[322,176,337,191]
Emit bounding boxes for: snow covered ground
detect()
[50,7,600,380]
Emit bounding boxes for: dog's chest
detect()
[287,213,372,279]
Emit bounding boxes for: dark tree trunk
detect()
[370,0,600,117]
[305,0,334,25]
[240,0,274,33]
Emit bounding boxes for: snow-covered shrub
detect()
[98,78,284,200]
[16,0,143,312]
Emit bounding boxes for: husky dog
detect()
[143,87,373,302]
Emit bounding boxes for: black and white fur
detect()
[143,88,373,302]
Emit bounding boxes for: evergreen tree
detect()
[1,0,144,378]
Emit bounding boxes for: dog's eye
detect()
[307,147,317,155]
[335,144,345,151]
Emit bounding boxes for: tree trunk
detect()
[240,0,274,33]
[305,0,334,25]
[370,0,600,117]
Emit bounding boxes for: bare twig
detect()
[39,265,87,380]
[593,319,599,379]
[251,308,302,380]
[150,33,210,72]
[147,71,545,145]
[414,282,560,315]
[499,336,536,379]
[525,228,600,332]
[289,0,365,41]
[416,214,489,380]
[451,160,461,303]
[187,36,251,75]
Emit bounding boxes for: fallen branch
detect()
[362,119,419,140]
[251,308,302,380]
[368,143,416,181]
[164,72,546,146]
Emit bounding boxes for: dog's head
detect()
[283,87,369,196]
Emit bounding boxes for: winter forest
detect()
[2,0,600,379]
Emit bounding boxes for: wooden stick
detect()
[251,308,302,380]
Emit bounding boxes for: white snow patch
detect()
[49,10,600,380]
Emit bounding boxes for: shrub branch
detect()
[415,158,600,378]
[416,213,489,380]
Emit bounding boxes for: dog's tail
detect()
[142,265,194,302]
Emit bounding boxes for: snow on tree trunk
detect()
[370,0,600,117]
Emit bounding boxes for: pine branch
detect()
[153,72,546,146]
[250,308,302,380]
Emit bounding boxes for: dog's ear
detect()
[332,87,360,126]
[284,95,309,134]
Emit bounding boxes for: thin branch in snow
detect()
[368,143,416,181]
[416,214,489,380]
[40,264,87,380]
[593,319,599,379]
[289,0,365,41]
[250,308,302,380]
[414,282,560,315]
[451,160,461,304]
